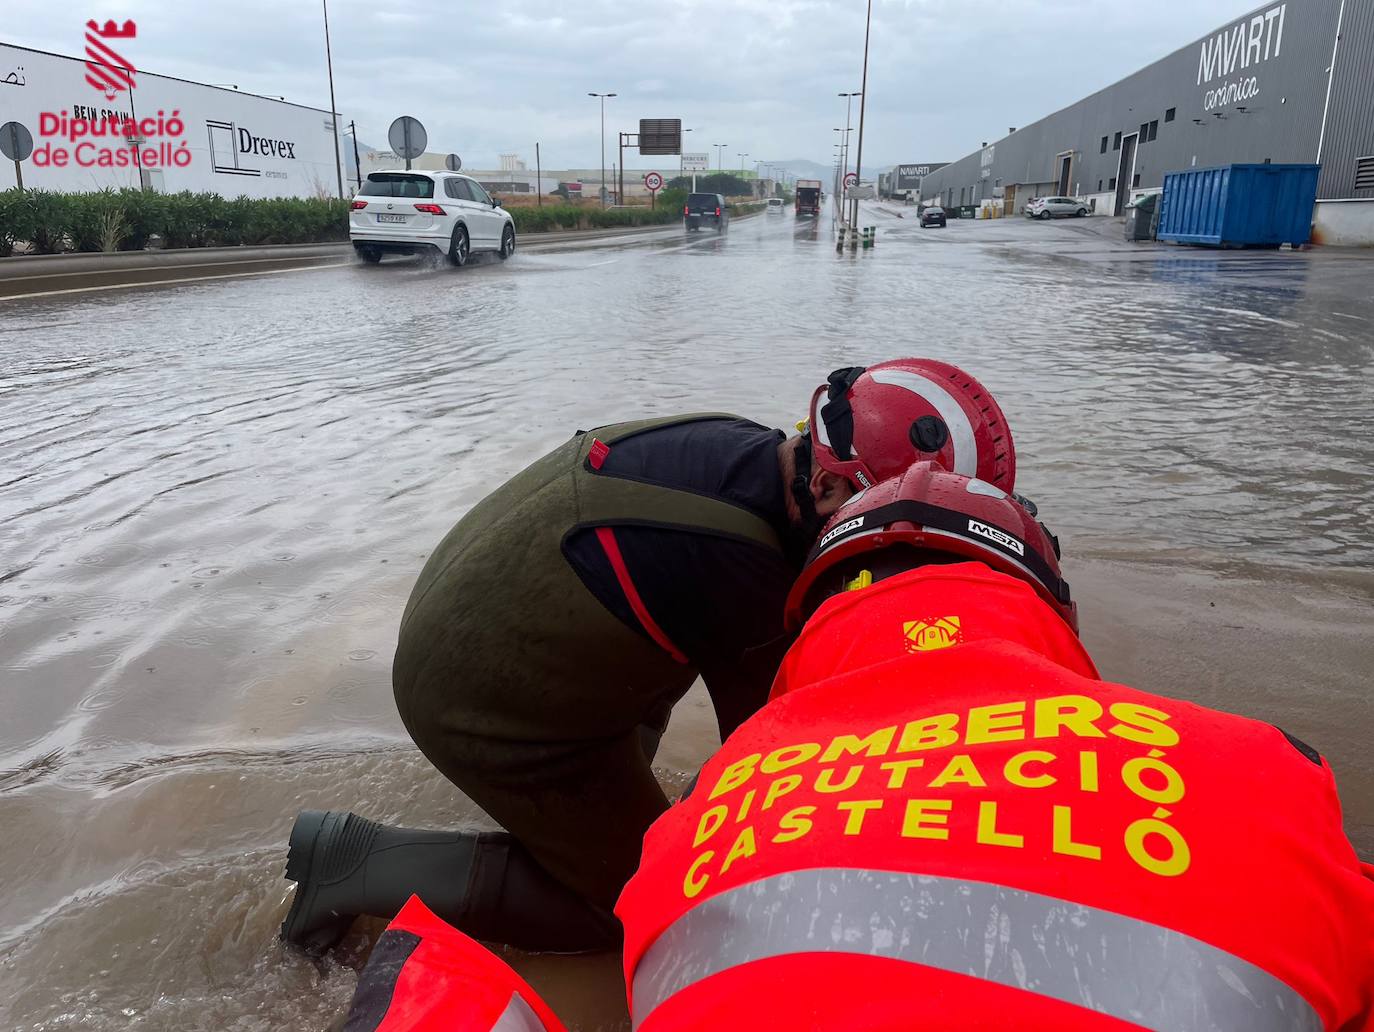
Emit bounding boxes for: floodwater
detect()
[1,207,1372,1029]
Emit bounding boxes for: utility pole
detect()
[322,0,344,200]
[714,143,728,171]
[536,142,542,207]
[346,119,361,193]
[589,92,616,208]
[852,0,873,237]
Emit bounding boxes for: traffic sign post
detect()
[0,121,34,190]
[644,171,663,208]
[388,115,428,170]
[843,171,858,190]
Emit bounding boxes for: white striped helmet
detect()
[805,359,1016,492]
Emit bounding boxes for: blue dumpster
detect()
[1156,164,1319,248]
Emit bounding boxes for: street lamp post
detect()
[713,143,728,170]
[679,127,696,182]
[837,92,860,188]
[589,92,616,208]
[322,0,344,200]
[852,0,874,236]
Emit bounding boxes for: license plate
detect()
[376,213,408,224]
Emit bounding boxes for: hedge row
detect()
[0,186,771,256]
[507,190,770,234]
[0,188,350,257]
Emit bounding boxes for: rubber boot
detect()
[280,810,620,954]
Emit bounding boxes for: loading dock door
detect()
[1057,154,1072,196]
[1114,134,1137,215]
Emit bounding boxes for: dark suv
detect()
[684,192,728,232]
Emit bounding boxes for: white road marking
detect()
[6,252,342,284]
[0,260,352,302]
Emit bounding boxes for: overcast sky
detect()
[8,0,1263,173]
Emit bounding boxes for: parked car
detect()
[349,170,516,266]
[684,192,729,232]
[1025,196,1090,220]
[919,205,947,228]
[766,197,785,215]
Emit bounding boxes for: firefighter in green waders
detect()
[279,360,1018,953]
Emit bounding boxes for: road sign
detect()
[638,118,682,155]
[844,171,858,188]
[643,171,663,191]
[1,121,33,189]
[445,153,463,172]
[681,152,709,171]
[0,121,34,162]
[388,116,428,168]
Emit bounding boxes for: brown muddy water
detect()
[1,211,1372,1029]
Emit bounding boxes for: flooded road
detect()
[2,208,1372,1029]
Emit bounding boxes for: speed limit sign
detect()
[843,172,858,189]
[644,171,664,191]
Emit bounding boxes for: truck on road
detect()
[795,180,822,217]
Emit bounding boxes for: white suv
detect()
[1025,196,1089,219]
[350,170,517,266]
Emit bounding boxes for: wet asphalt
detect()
[1,205,1372,1030]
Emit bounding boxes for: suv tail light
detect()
[414,203,445,215]
[350,200,367,210]
[715,207,722,216]
[683,205,689,215]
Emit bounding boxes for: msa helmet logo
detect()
[819,516,864,549]
[968,519,1024,556]
[853,470,874,489]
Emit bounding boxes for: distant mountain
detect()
[766,159,833,182]
[767,158,893,183]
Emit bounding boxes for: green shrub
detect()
[119,189,166,250]
[509,204,587,233]
[0,189,37,257]
[15,190,73,253]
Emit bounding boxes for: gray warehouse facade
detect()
[917,0,1374,243]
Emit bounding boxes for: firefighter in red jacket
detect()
[342,462,1374,1031]
[617,461,1374,1031]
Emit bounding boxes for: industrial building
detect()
[916,0,1374,244]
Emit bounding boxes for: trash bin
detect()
[1124,193,1159,241]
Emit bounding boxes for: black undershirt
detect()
[562,417,799,734]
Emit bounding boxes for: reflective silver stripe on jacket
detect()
[630,868,1321,1031]
[491,992,547,1032]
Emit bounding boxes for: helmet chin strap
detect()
[786,435,826,565]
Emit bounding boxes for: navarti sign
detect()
[1196,2,1285,112]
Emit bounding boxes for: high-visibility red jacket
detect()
[617,562,1374,1031]
[342,895,566,1032]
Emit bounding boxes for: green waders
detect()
[393,414,783,910]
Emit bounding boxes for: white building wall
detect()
[1,43,345,199]
[1312,199,1374,246]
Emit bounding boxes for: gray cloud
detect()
[8,0,1263,172]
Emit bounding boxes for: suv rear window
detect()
[687,193,719,209]
[361,174,435,198]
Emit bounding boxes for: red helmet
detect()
[785,461,1076,632]
[805,359,1015,492]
